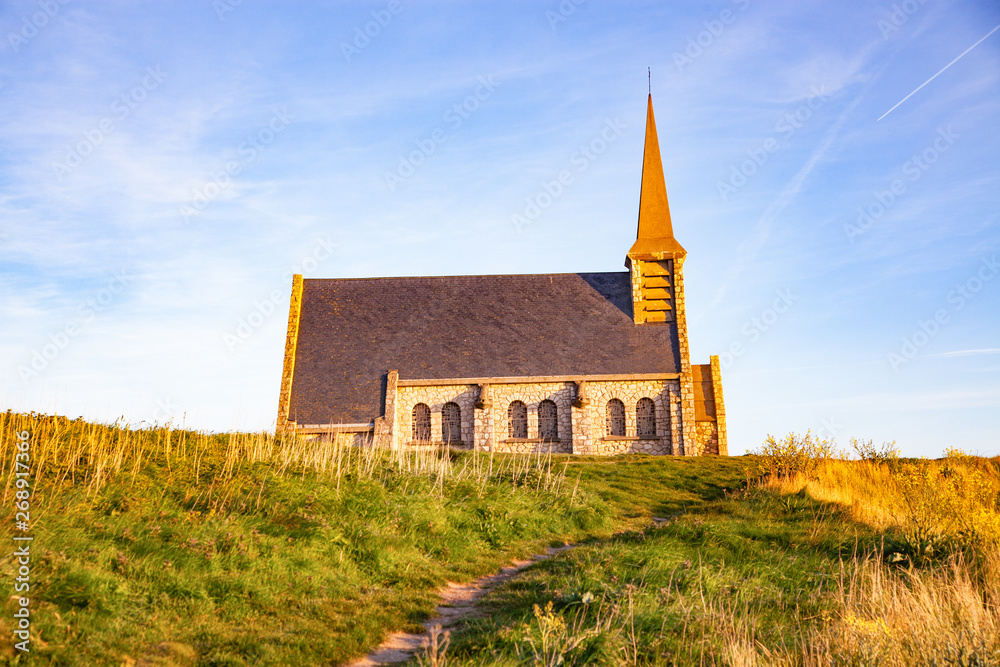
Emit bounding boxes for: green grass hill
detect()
[1,412,997,666]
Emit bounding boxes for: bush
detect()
[751,431,839,479]
[851,438,899,464]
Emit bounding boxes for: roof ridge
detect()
[302,271,629,282]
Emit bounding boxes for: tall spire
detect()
[628,94,686,260]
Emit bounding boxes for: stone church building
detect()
[276,95,727,456]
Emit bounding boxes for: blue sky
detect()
[1,0,998,456]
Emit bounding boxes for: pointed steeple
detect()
[628,95,686,261]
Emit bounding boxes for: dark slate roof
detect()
[288,272,680,425]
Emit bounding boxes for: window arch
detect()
[442,402,461,444]
[508,401,527,439]
[606,399,626,436]
[637,398,656,437]
[412,403,431,442]
[538,400,558,441]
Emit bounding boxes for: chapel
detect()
[276,95,727,456]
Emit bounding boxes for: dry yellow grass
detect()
[720,549,1000,665]
[764,455,1000,554]
[748,443,1000,665]
[810,550,999,665]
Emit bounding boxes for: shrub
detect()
[885,457,1000,564]
[751,431,840,479]
[851,438,900,464]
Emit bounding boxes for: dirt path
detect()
[346,543,576,666]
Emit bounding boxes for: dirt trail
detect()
[346,543,576,666]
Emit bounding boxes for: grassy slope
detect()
[445,457,1000,666]
[564,455,748,520]
[0,417,625,666]
[0,416,735,666]
[6,414,993,666]
[448,483,874,665]
[14,473,604,665]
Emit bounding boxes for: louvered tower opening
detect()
[638,260,674,323]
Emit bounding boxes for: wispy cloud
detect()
[696,91,865,319]
[922,348,1000,359]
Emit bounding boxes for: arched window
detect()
[508,401,527,438]
[442,402,461,443]
[606,399,626,436]
[412,403,431,442]
[538,400,558,441]
[637,398,656,437]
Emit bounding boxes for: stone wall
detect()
[301,429,373,447]
[276,274,303,433]
[629,260,643,324]
[394,384,480,448]
[391,378,683,456]
[709,355,728,456]
[486,382,574,454]
[586,438,672,456]
[671,257,698,455]
[694,421,719,456]
[572,379,679,456]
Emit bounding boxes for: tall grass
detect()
[703,551,1000,666]
[706,552,1000,666]
[0,410,571,514]
[809,550,999,665]
[746,435,1000,665]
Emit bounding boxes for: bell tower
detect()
[626,94,698,452]
[626,94,687,323]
